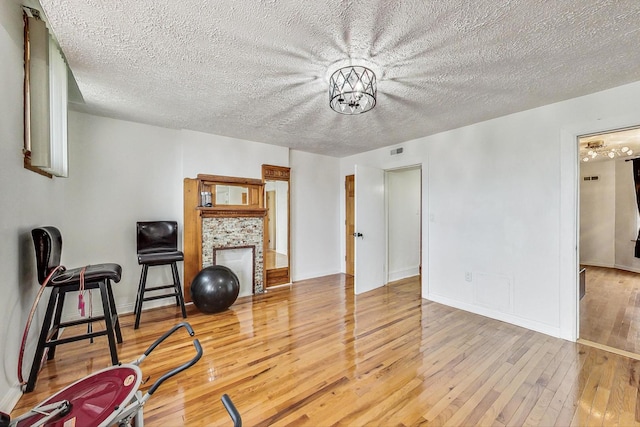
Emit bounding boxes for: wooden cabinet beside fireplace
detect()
[183,174,266,302]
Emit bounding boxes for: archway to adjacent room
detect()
[577,126,640,357]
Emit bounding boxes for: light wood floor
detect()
[580,266,640,355]
[12,274,640,426]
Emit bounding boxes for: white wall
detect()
[62,112,184,315]
[580,161,616,266]
[290,150,341,281]
[0,0,68,410]
[341,81,640,340]
[387,167,421,281]
[181,130,288,180]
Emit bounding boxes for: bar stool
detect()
[134,221,187,329]
[28,226,123,393]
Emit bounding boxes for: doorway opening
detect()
[345,165,422,293]
[386,166,422,283]
[578,126,640,357]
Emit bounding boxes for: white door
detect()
[355,164,386,294]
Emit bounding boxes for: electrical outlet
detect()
[465,272,472,282]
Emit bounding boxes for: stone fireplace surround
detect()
[201,216,264,294]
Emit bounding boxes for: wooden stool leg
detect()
[106,281,123,343]
[172,263,179,306]
[171,262,187,319]
[26,288,59,393]
[99,281,119,365]
[134,265,148,329]
[48,291,66,360]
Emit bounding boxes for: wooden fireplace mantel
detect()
[183,175,266,301]
[197,206,267,218]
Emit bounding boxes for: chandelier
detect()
[329,66,376,115]
[581,140,633,162]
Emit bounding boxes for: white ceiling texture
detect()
[39,1,640,157]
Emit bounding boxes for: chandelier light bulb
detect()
[581,140,635,162]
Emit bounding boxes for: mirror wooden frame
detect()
[262,164,291,287]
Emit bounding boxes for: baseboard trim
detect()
[0,382,22,414]
[426,293,562,339]
[292,269,341,282]
[580,261,613,269]
[582,262,640,275]
[388,267,420,282]
[613,264,640,274]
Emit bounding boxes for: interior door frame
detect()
[575,125,640,346]
[385,166,423,284]
[346,165,423,286]
[561,114,640,342]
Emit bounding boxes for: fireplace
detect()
[213,246,255,297]
[183,174,267,300]
[201,215,264,294]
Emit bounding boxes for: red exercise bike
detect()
[1,322,241,427]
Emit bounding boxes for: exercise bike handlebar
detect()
[146,338,202,397]
[143,321,195,357]
[133,322,195,366]
[221,394,242,427]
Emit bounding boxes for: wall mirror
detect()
[262,164,291,287]
[215,185,249,205]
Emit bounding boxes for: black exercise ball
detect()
[191,265,240,313]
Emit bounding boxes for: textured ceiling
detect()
[39,0,640,157]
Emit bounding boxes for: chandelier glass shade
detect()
[329,66,376,115]
[581,140,633,162]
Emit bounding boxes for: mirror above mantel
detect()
[262,165,291,287]
[194,174,265,217]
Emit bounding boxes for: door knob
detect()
[353,232,363,237]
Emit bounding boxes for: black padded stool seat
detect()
[28,227,123,393]
[138,251,184,265]
[134,221,187,329]
[48,264,122,284]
